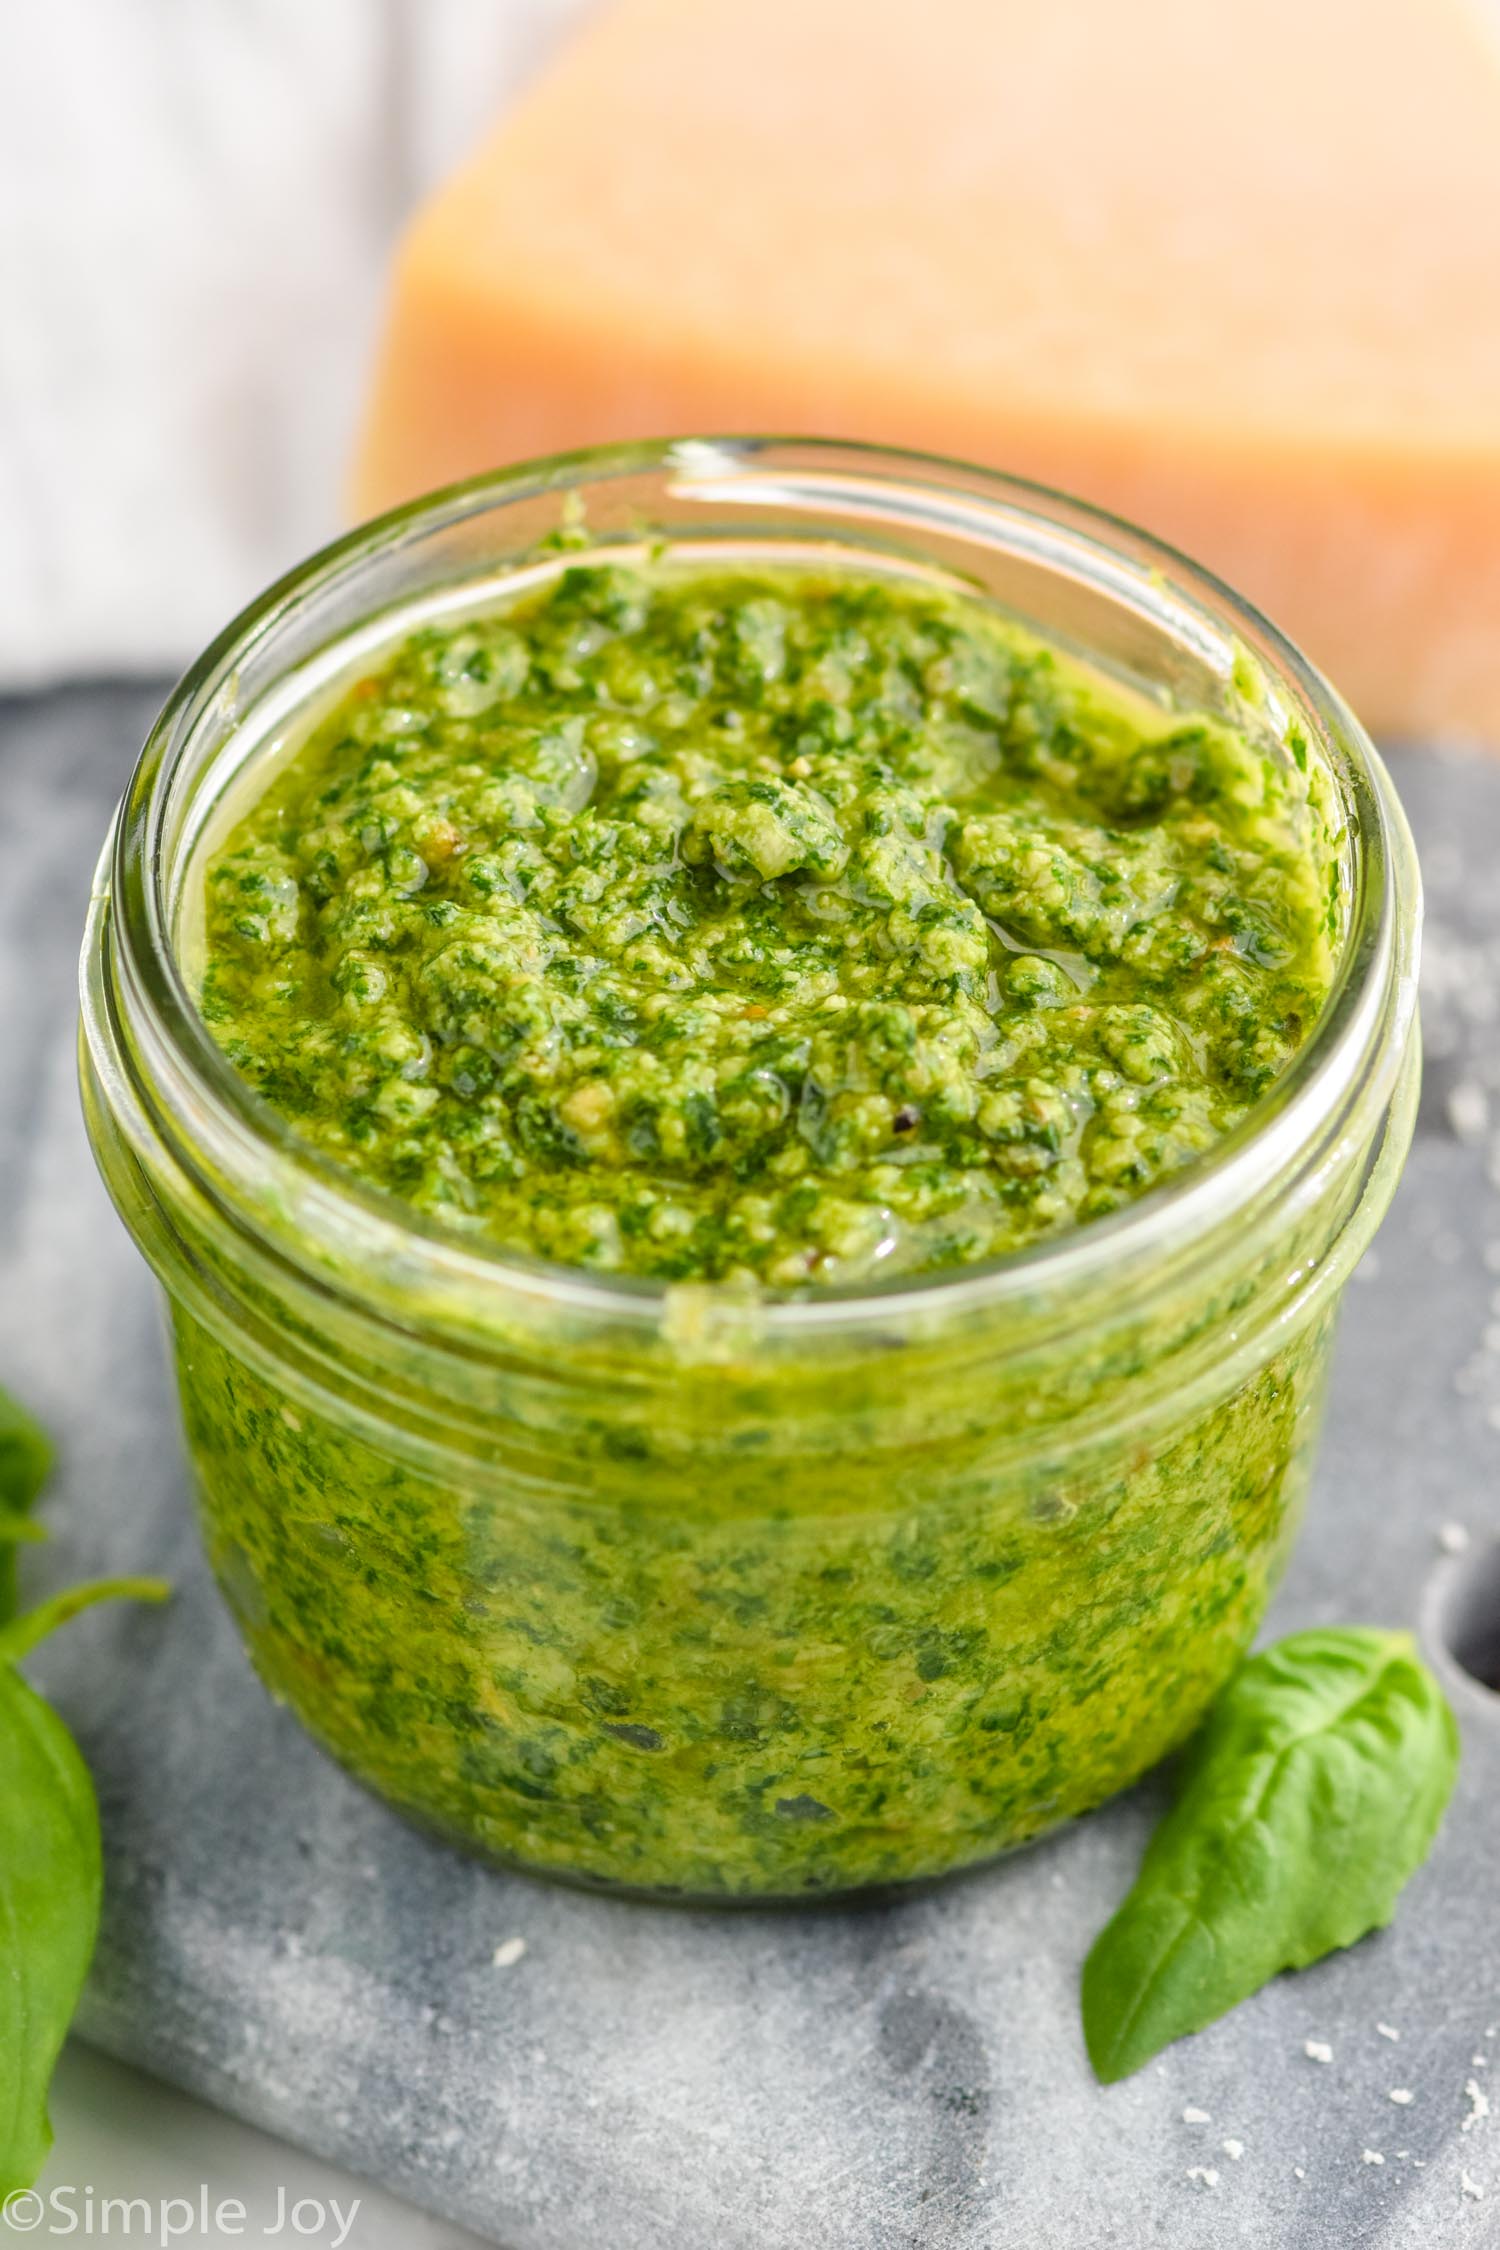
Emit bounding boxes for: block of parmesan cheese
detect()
[352,0,1500,743]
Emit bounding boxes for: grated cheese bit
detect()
[1448,1083,1490,1142]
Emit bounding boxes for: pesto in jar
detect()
[171,559,1347,1896]
[198,565,1333,1289]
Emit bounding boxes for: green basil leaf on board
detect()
[0,1388,53,1621]
[0,1576,170,2197]
[0,1656,106,2197]
[0,1387,170,2196]
[1082,1628,1460,2084]
[0,1578,174,1667]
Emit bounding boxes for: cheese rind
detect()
[353,0,1500,742]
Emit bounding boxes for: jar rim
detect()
[92,434,1421,1340]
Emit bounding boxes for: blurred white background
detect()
[0,0,592,688]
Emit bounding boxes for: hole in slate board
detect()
[1439,1542,1500,1692]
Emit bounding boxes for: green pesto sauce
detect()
[175,1298,1329,1897]
[171,559,1345,1896]
[198,564,1334,1288]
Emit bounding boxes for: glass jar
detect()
[79,439,1420,1899]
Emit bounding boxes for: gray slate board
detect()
[4,683,1500,2250]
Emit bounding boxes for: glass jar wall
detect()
[79,441,1420,1897]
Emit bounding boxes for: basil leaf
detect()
[1082,1628,1459,2084]
[0,1576,169,2195]
[0,1665,102,2196]
[0,1578,172,1667]
[0,1389,53,1622]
